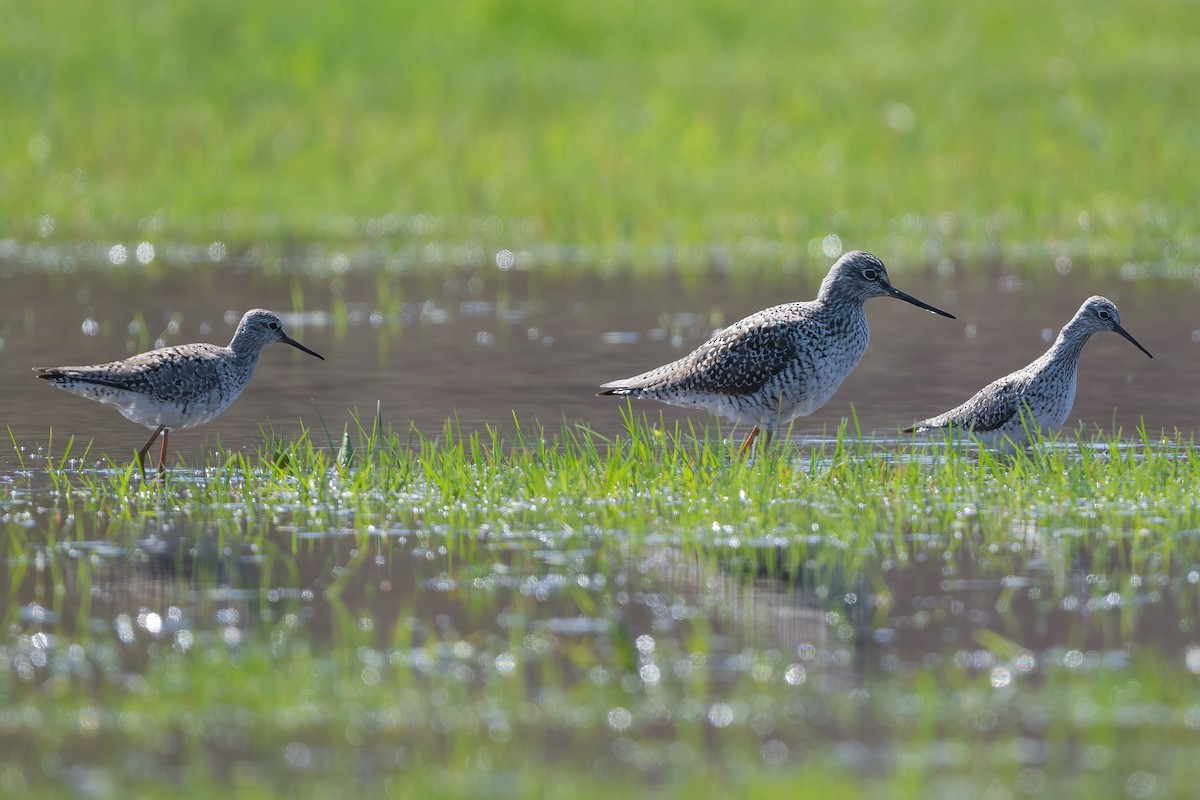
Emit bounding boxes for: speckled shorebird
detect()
[598,250,956,453]
[905,295,1152,448]
[34,309,324,478]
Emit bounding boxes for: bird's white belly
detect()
[98,388,230,429]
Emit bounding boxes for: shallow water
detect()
[3,471,1197,792]
[2,257,1199,794]
[1,262,1192,471]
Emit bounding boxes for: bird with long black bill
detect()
[598,251,956,452]
[35,309,325,478]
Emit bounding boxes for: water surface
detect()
[1,262,1191,471]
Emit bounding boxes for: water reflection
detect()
[4,507,1196,788]
[8,489,1192,675]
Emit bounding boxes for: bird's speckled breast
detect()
[783,304,871,417]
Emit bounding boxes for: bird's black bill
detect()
[283,335,325,360]
[887,286,956,319]
[1113,324,1153,359]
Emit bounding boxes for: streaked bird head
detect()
[820,250,955,319]
[231,309,325,360]
[1070,296,1152,358]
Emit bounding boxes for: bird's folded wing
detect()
[686,321,800,396]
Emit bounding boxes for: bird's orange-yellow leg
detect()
[136,425,166,480]
[739,426,761,455]
[157,429,170,479]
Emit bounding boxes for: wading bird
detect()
[35,309,324,478]
[905,295,1152,448]
[598,251,956,453]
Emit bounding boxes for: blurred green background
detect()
[2,0,1196,271]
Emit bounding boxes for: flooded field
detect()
[8,0,1200,792]
[2,256,1200,798]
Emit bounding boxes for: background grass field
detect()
[3,0,1197,273]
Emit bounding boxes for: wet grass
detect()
[23,410,1200,553]
[4,415,1200,797]
[3,0,1199,276]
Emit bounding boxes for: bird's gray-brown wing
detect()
[36,344,232,404]
[600,315,800,397]
[907,373,1031,433]
[682,320,799,395]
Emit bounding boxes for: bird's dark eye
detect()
[1097,310,1111,321]
[862,269,878,281]
[268,321,280,330]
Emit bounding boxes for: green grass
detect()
[4,418,1200,797]
[27,413,1200,554]
[3,0,1199,275]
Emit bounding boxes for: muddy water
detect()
[1,262,1193,469]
